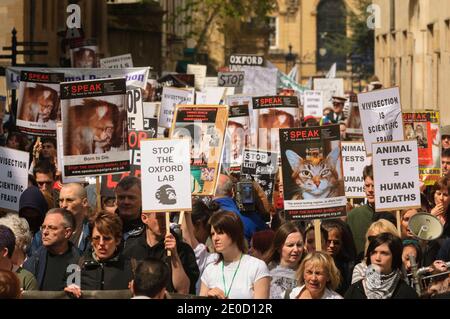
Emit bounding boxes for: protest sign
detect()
[403,111,441,186]
[60,77,130,177]
[56,123,86,184]
[100,53,134,68]
[0,146,29,212]
[252,95,300,153]
[373,140,421,211]
[195,87,226,105]
[16,71,64,137]
[228,54,265,71]
[187,64,207,91]
[159,87,195,129]
[303,90,323,118]
[126,89,144,131]
[170,105,228,196]
[341,142,372,198]
[157,73,195,88]
[241,149,278,202]
[346,95,363,140]
[140,138,192,212]
[218,72,244,94]
[313,78,344,108]
[358,87,404,155]
[142,102,159,138]
[70,39,98,68]
[279,125,346,220]
[7,67,150,90]
[242,66,278,96]
[225,95,256,148]
[204,77,218,88]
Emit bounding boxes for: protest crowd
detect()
[1,43,450,302]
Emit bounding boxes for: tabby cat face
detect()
[286,147,340,197]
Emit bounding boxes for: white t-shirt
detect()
[201,254,271,299]
[269,264,297,299]
[289,285,343,299]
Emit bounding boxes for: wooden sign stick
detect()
[314,219,322,252]
[96,176,101,213]
[396,210,401,237]
[179,211,185,226]
[166,212,172,257]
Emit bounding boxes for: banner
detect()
[126,89,144,131]
[7,67,150,90]
[170,105,228,196]
[241,149,278,202]
[252,95,300,153]
[341,142,372,198]
[373,140,421,211]
[279,125,346,220]
[229,54,265,72]
[100,54,134,68]
[140,138,192,212]
[242,66,278,96]
[0,146,29,212]
[402,111,441,186]
[313,78,344,108]
[60,77,130,177]
[159,87,195,129]
[16,71,64,137]
[303,90,323,118]
[358,87,404,155]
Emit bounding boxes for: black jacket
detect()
[123,230,199,294]
[79,249,133,290]
[344,279,419,299]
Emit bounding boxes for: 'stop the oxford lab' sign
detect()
[229,54,265,71]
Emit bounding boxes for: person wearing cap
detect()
[441,125,450,150]
[302,115,319,127]
[324,96,347,124]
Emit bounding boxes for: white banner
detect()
[0,146,29,212]
[159,87,195,129]
[373,140,421,211]
[313,78,344,108]
[341,142,372,198]
[100,54,134,68]
[303,90,323,117]
[358,87,404,155]
[6,67,150,90]
[140,139,192,212]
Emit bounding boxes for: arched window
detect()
[316,0,347,71]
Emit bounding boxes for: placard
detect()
[100,54,134,68]
[341,142,372,198]
[159,87,195,129]
[303,90,323,117]
[313,78,344,108]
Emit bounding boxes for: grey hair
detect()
[0,213,32,254]
[215,175,234,197]
[46,208,76,230]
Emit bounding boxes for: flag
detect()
[326,63,336,78]
[287,65,298,82]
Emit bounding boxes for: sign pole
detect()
[313,219,322,252]
[179,211,185,226]
[166,212,172,257]
[96,176,101,213]
[396,210,401,237]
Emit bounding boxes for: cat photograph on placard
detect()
[283,140,344,200]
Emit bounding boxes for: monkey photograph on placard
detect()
[63,98,127,156]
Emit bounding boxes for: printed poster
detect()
[341,142,372,198]
[159,87,195,129]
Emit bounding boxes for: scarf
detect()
[364,267,401,299]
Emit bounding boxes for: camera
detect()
[235,178,255,212]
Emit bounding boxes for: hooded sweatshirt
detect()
[19,186,48,234]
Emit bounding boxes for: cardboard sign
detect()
[373,140,421,211]
[303,90,323,117]
[126,89,144,131]
[70,39,98,68]
[195,87,226,105]
[341,142,372,198]
[159,87,195,129]
[241,149,278,202]
[142,102,159,138]
[313,78,344,108]
[403,111,441,186]
[358,87,404,155]
[100,54,134,68]
[170,105,228,196]
[140,138,192,212]
[346,101,363,140]
[229,54,264,71]
[218,72,244,94]
[60,77,130,177]
[204,77,218,88]
[16,71,64,137]
[242,66,277,96]
[0,146,29,212]
[279,125,346,220]
[187,64,207,91]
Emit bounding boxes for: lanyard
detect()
[222,254,243,298]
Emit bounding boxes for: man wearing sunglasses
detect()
[33,159,59,208]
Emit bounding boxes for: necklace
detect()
[222,254,243,298]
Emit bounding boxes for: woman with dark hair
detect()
[322,219,357,295]
[199,211,270,299]
[0,269,21,299]
[263,222,304,299]
[430,177,450,238]
[64,211,133,298]
[249,230,275,260]
[402,239,422,287]
[345,233,418,299]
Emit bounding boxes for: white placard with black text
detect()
[341,142,372,198]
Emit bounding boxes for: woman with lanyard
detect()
[199,211,270,299]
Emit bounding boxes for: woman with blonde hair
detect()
[287,251,342,299]
[351,219,399,284]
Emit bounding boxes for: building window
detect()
[316,0,347,71]
[445,19,450,52]
[268,17,278,49]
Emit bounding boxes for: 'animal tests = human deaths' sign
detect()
[373,140,421,211]
[140,139,192,213]
[0,146,29,212]
[341,142,372,198]
[358,87,404,156]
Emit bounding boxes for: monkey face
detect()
[37,91,54,122]
[75,49,95,67]
[155,185,177,205]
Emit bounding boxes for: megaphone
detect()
[408,213,443,241]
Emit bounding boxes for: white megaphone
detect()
[408,213,443,241]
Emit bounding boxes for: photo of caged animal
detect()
[285,146,344,200]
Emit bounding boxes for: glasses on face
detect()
[40,225,62,232]
[37,181,53,187]
[91,235,114,244]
